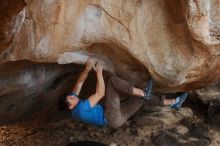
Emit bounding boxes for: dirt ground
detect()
[0,119,157,146]
[0,115,220,146]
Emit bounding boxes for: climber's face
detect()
[66,95,79,110]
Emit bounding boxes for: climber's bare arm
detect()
[88,61,105,107]
[72,58,97,95]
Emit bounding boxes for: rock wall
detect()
[0,60,104,124]
[0,0,220,92]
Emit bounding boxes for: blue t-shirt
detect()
[71,99,107,127]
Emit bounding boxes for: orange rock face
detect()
[0,0,25,53]
[0,0,220,92]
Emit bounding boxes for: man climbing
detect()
[65,58,188,128]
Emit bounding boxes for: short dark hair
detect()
[58,93,69,111]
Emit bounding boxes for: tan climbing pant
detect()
[105,76,143,128]
[104,76,160,128]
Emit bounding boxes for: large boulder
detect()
[0,0,220,92]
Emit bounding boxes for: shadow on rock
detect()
[0,60,111,126]
[207,99,220,128]
[68,141,108,146]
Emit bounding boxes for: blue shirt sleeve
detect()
[80,99,92,110]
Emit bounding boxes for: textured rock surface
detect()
[1,1,220,144]
[0,0,220,92]
[0,0,25,53]
[0,61,91,124]
[152,123,211,146]
[196,81,220,102]
[135,106,193,126]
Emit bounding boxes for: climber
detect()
[64,58,188,128]
[63,57,152,128]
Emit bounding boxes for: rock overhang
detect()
[0,0,220,92]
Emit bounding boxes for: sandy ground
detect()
[0,119,156,146]
[0,116,220,146]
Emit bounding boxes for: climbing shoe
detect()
[143,78,153,102]
[170,92,188,111]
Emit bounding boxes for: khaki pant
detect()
[105,76,160,128]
